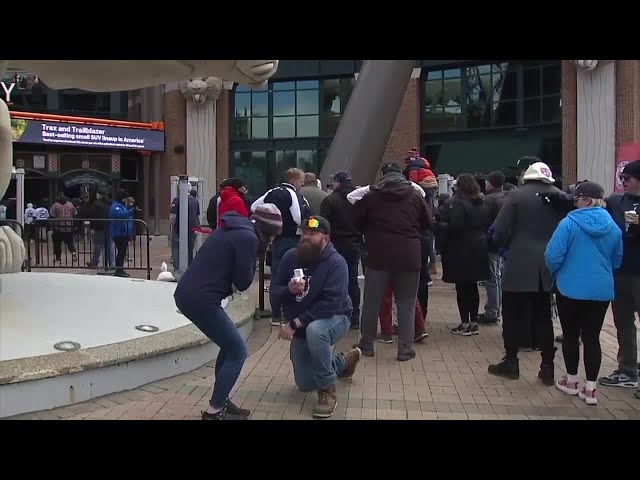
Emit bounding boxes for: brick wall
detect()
[561,60,577,187]
[158,89,186,216]
[381,78,421,170]
[616,60,640,145]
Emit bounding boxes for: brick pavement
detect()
[9,274,640,420]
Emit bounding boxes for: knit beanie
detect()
[251,203,283,236]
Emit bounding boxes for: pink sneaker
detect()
[578,385,598,406]
[556,376,579,396]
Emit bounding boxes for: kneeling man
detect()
[272,216,362,418]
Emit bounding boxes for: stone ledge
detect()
[0,295,254,386]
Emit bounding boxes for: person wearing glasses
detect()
[598,160,640,397]
[545,182,622,405]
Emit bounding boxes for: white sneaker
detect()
[556,376,579,396]
[578,385,598,406]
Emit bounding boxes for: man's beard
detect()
[296,241,322,265]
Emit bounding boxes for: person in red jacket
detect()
[217,178,249,228]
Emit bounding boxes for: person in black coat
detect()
[320,171,362,329]
[435,174,491,336]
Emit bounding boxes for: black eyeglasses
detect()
[620,174,632,183]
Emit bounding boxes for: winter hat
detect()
[381,162,402,175]
[622,160,640,181]
[251,203,283,236]
[567,181,604,200]
[521,162,555,185]
[332,171,351,184]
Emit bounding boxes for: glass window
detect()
[251,92,268,117]
[273,82,295,91]
[423,68,462,131]
[465,66,492,128]
[275,150,298,184]
[296,80,318,90]
[523,68,541,97]
[252,118,268,139]
[542,95,561,123]
[524,98,541,123]
[297,116,319,137]
[273,116,296,138]
[297,89,319,115]
[273,91,295,116]
[234,92,251,117]
[297,150,318,172]
[492,101,517,127]
[323,79,340,114]
[234,117,250,139]
[494,63,517,101]
[542,64,561,96]
[232,151,267,195]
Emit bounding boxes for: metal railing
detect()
[0,220,27,272]
[22,218,152,279]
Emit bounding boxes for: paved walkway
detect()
[10,273,640,420]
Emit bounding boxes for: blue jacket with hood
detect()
[545,207,623,301]
[174,212,259,312]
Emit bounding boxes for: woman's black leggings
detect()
[455,282,479,324]
[555,292,609,381]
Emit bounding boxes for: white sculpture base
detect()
[0,272,254,418]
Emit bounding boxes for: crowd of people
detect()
[174,150,640,420]
[16,190,141,277]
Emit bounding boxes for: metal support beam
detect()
[319,60,416,186]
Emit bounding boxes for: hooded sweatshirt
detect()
[545,207,623,301]
[352,172,430,272]
[174,212,259,311]
[270,242,352,338]
[217,186,249,227]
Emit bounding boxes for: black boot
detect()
[538,346,557,386]
[538,364,555,386]
[488,357,519,379]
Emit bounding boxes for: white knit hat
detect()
[522,162,555,185]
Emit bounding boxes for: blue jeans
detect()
[335,245,361,325]
[269,236,300,319]
[91,231,114,267]
[180,303,248,409]
[483,252,503,319]
[290,314,350,391]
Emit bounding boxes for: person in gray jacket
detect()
[478,170,508,324]
[487,160,565,385]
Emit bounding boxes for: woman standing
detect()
[435,174,491,336]
[545,182,622,405]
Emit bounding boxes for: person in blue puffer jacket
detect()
[544,181,623,406]
[110,189,136,278]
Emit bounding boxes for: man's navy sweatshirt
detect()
[174,213,259,314]
[271,243,352,338]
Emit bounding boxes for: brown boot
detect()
[313,384,337,418]
[338,347,362,379]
